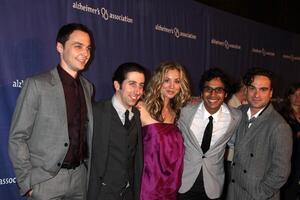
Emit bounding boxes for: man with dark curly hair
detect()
[226,67,292,200]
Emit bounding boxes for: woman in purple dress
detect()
[137,61,191,200]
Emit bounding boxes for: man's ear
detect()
[270,88,273,98]
[113,81,120,91]
[56,42,63,54]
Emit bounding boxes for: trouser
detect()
[96,182,134,200]
[29,163,87,200]
[177,170,220,200]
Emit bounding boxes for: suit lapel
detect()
[49,68,67,124]
[209,107,240,150]
[80,76,94,161]
[132,107,143,168]
[102,101,113,149]
[238,104,273,146]
[131,107,139,130]
[185,103,203,152]
[79,76,93,148]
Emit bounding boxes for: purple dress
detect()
[140,123,184,200]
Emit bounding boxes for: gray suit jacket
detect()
[178,102,242,199]
[8,68,93,195]
[226,104,293,200]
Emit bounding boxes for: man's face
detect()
[202,77,226,114]
[114,71,145,109]
[56,30,91,77]
[161,69,181,100]
[246,75,273,115]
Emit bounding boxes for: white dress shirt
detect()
[112,95,134,125]
[246,106,265,128]
[191,102,232,147]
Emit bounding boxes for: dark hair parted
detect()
[243,67,273,88]
[112,62,146,86]
[56,23,92,46]
[143,61,191,122]
[199,68,230,93]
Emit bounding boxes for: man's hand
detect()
[24,189,33,197]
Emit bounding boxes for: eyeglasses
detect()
[203,86,225,94]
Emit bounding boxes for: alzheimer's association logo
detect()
[155,24,197,40]
[12,79,24,88]
[73,2,133,24]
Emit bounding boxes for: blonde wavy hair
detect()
[143,61,191,122]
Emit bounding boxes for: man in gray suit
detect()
[88,63,146,200]
[226,67,293,200]
[9,23,94,200]
[177,68,242,200]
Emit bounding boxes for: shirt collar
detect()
[112,95,133,115]
[247,107,264,120]
[57,65,79,86]
[200,102,229,122]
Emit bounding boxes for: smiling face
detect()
[246,75,273,115]
[202,77,227,114]
[56,30,91,78]
[114,71,145,109]
[160,69,181,101]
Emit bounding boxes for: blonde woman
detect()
[137,61,191,200]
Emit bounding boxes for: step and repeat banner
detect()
[1,0,299,199]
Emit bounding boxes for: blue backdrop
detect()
[1,0,299,199]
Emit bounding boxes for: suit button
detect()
[57,162,61,167]
[64,143,68,147]
[250,153,254,157]
[243,170,247,173]
[202,155,205,158]
[231,179,235,183]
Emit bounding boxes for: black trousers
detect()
[177,170,220,200]
[96,183,133,200]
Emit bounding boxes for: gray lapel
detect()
[79,75,93,147]
[209,106,241,151]
[184,103,203,152]
[49,68,67,123]
[238,104,273,146]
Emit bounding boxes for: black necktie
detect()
[124,110,130,129]
[201,116,213,153]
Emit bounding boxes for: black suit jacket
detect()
[87,100,143,200]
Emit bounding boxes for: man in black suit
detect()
[88,63,146,200]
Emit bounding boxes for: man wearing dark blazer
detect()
[226,68,293,200]
[9,23,94,199]
[177,68,242,200]
[88,63,146,200]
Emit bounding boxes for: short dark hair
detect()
[199,68,230,93]
[112,62,146,86]
[56,23,92,46]
[243,67,273,88]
